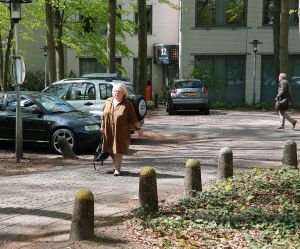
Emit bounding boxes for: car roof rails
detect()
[81,73,119,80]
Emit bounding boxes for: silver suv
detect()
[166,79,209,115]
[43,73,147,121]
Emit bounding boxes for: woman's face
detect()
[113,87,124,101]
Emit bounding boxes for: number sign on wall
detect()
[153,44,179,65]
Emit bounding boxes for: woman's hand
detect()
[137,129,144,137]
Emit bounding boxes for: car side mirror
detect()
[23,100,34,107]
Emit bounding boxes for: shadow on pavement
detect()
[0,207,72,220]
[106,170,184,179]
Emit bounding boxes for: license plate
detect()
[184,92,196,96]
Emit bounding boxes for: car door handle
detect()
[84,102,93,106]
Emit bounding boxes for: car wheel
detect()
[165,100,169,112]
[168,100,176,115]
[51,128,78,154]
[128,95,147,121]
[203,107,210,115]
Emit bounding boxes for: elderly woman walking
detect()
[101,83,143,176]
[276,73,297,130]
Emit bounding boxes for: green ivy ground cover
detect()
[129,167,300,248]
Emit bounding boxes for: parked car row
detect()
[0,74,147,154]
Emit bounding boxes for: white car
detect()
[43,73,147,121]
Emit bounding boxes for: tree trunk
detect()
[54,7,65,80]
[137,0,147,97]
[107,0,116,73]
[299,0,300,40]
[280,0,289,75]
[3,21,14,91]
[273,0,281,91]
[0,31,4,91]
[45,0,57,83]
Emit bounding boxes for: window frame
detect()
[134,5,153,34]
[195,0,247,27]
[262,0,299,26]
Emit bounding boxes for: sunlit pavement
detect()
[0,108,299,245]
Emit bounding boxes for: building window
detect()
[263,0,298,26]
[261,55,300,103]
[225,57,245,86]
[135,5,153,34]
[133,58,152,86]
[195,55,245,103]
[195,0,247,26]
[79,58,121,76]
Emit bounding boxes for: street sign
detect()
[13,55,26,84]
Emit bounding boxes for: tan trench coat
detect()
[102,97,138,154]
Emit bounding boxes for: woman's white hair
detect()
[279,73,287,79]
[113,83,128,98]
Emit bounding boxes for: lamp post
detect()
[40,45,48,89]
[249,39,262,105]
[0,0,32,162]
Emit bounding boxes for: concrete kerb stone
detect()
[69,189,94,241]
[218,147,233,180]
[282,139,298,169]
[184,158,202,196]
[139,166,158,213]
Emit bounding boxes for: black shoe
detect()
[277,126,284,129]
[292,120,297,129]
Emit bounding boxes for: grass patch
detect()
[129,167,300,248]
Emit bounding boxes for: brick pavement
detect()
[0,108,299,246]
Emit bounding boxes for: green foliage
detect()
[131,168,300,248]
[23,70,45,91]
[146,100,155,110]
[61,0,135,67]
[65,70,78,78]
[158,85,169,103]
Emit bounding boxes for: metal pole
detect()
[44,54,47,89]
[252,51,257,105]
[15,23,23,162]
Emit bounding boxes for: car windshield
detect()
[43,84,69,98]
[33,94,77,114]
[174,81,202,89]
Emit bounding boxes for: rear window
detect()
[174,80,202,89]
[44,83,69,99]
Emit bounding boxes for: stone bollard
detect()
[70,189,94,241]
[57,137,77,159]
[184,159,202,196]
[139,166,158,212]
[218,147,233,180]
[282,140,298,168]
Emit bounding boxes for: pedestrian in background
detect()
[101,83,143,176]
[275,73,297,130]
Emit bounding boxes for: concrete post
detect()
[283,140,298,168]
[139,166,158,212]
[57,137,77,159]
[70,189,94,241]
[184,159,202,196]
[218,147,233,180]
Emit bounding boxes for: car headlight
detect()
[84,125,100,131]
